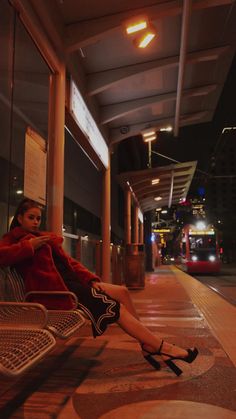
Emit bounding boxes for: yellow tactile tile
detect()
[171,266,236,367]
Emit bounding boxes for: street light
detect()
[142,126,173,168]
[141,129,157,168]
[222,126,236,134]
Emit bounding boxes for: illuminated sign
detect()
[189,230,215,235]
[70,80,109,168]
[153,229,171,233]
[138,208,143,223]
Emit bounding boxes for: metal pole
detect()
[148,141,152,168]
[101,153,111,282]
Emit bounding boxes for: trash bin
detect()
[124,243,145,289]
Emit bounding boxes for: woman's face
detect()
[17,207,42,232]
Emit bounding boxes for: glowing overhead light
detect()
[135,27,157,48]
[154,196,162,201]
[160,126,173,132]
[126,20,147,34]
[124,17,157,49]
[143,130,155,138]
[16,190,23,195]
[151,178,160,185]
[143,135,156,142]
[156,207,162,211]
[161,210,167,214]
[196,221,206,230]
[142,129,157,143]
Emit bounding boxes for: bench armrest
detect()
[0,301,48,329]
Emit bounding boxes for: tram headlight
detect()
[209,255,216,262]
[191,255,198,262]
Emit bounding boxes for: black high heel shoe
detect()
[142,340,199,376]
[141,344,161,370]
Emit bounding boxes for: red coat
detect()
[0,227,100,309]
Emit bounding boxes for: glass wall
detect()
[0,1,51,237]
[64,129,102,238]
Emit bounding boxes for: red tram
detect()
[177,222,221,274]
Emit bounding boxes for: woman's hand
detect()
[91,281,106,293]
[29,236,51,250]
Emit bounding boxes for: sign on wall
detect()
[24,127,47,205]
[70,80,109,169]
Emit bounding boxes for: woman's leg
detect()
[117,304,188,359]
[94,282,140,320]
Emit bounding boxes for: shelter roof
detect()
[117,160,197,212]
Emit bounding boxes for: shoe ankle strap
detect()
[158,339,164,354]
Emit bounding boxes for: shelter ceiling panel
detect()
[57,0,170,23]
[96,69,166,105]
[187,6,234,50]
[180,96,209,116]
[184,61,222,88]
[107,106,171,129]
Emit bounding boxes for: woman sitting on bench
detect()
[0,198,198,376]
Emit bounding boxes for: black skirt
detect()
[52,252,120,337]
[63,276,120,337]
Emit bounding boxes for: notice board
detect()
[24,127,47,205]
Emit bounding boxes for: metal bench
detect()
[0,301,56,377]
[0,267,86,340]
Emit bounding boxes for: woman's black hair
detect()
[10,198,42,230]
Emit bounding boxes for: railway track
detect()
[193,271,236,307]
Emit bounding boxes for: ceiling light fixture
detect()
[141,129,157,142]
[143,130,156,137]
[125,17,157,49]
[154,196,162,201]
[160,126,173,132]
[152,178,160,185]
[143,135,156,142]
[135,27,157,48]
[126,20,147,34]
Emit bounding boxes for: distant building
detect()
[207,128,236,223]
[206,127,236,261]
[191,198,206,219]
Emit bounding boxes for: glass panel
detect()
[9,18,50,222]
[0,3,51,237]
[63,129,102,244]
[0,1,14,236]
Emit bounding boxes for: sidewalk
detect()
[1,266,236,418]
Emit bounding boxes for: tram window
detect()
[189,235,216,249]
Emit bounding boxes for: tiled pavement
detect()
[1,266,236,418]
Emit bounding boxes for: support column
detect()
[124,189,131,244]
[47,65,65,234]
[133,205,139,243]
[144,211,154,271]
[139,221,144,244]
[101,154,111,282]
